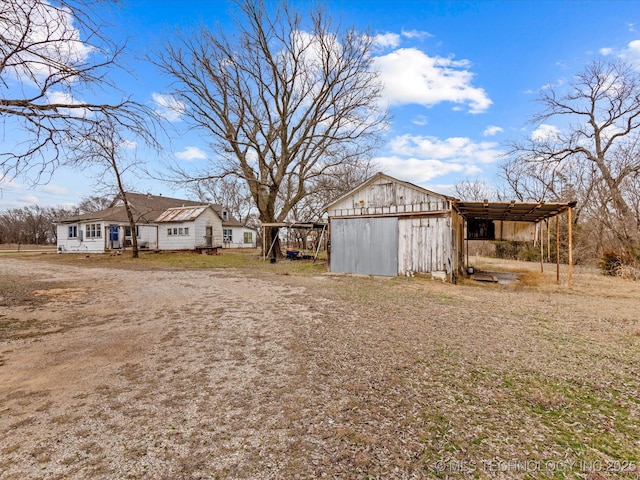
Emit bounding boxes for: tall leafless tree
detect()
[503,60,640,258]
[69,116,149,258]
[153,0,387,256]
[0,0,153,184]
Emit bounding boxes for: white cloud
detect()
[21,194,39,204]
[401,29,433,41]
[483,125,504,136]
[373,156,470,183]
[0,175,23,190]
[2,0,94,85]
[372,48,492,114]
[389,134,503,164]
[175,146,207,161]
[531,124,561,141]
[599,40,640,69]
[371,133,502,186]
[412,115,429,126]
[152,93,185,122]
[41,184,69,195]
[373,33,401,49]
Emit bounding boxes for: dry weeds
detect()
[0,254,639,479]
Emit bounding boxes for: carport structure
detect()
[454,200,577,287]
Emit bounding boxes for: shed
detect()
[325,173,464,280]
[326,173,576,285]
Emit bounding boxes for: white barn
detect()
[325,173,464,280]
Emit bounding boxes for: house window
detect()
[184,228,189,235]
[243,232,252,244]
[68,226,78,238]
[178,227,183,235]
[223,229,232,242]
[167,228,173,236]
[222,211,228,221]
[173,228,178,235]
[125,226,140,237]
[85,223,101,238]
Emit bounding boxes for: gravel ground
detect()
[0,256,639,479]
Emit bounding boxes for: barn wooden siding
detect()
[327,177,447,218]
[327,174,463,280]
[493,221,536,242]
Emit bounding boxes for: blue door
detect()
[109,225,119,248]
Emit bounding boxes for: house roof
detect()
[454,200,577,223]
[155,205,211,223]
[210,204,245,227]
[56,193,206,224]
[324,172,452,212]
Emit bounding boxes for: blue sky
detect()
[2,0,640,209]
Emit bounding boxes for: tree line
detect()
[0,197,110,245]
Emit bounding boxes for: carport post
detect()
[539,221,544,273]
[568,207,573,289]
[555,214,560,283]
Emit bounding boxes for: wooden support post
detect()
[540,222,544,273]
[556,215,560,283]
[568,207,573,289]
[465,219,469,271]
[546,220,551,262]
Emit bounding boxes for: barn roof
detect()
[454,200,577,223]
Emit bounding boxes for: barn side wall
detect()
[397,215,452,276]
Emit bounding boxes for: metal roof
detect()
[155,206,210,222]
[454,201,576,223]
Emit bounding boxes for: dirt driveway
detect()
[1,257,639,479]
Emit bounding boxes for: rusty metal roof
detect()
[155,206,210,222]
[454,200,576,222]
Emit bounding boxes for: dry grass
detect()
[0,253,639,479]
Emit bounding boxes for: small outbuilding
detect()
[326,173,576,284]
[325,173,464,280]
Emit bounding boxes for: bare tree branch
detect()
[153,0,387,255]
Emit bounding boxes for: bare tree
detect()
[68,116,150,258]
[0,0,152,184]
[154,0,387,256]
[77,195,112,214]
[190,178,255,224]
[504,60,640,257]
[453,178,500,202]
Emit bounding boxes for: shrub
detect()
[599,249,623,276]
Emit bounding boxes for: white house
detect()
[55,193,225,253]
[212,205,257,248]
[156,205,223,249]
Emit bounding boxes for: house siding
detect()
[157,209,222,250]
[223,226,257,248]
